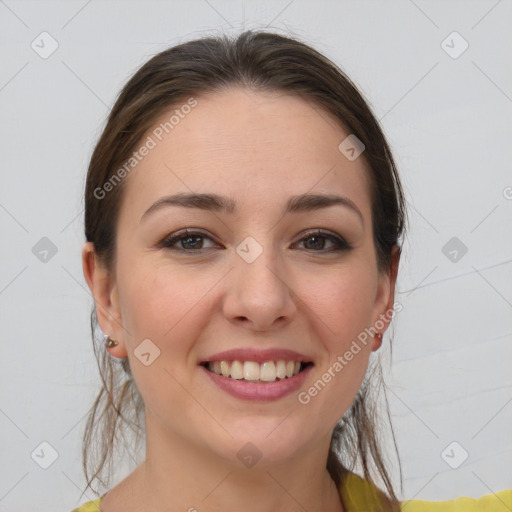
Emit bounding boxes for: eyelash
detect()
[158,228,353,253]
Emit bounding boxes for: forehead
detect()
[121,87,371,216]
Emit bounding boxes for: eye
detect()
[293,229,352,252]
[158,229,220,251]
[157,228,351,253]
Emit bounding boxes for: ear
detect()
[82,241,128,358]
[370,245,401,351]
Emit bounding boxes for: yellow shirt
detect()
[341,473,512,511]
[71,474,512,511]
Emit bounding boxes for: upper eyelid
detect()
[160,228,348,249]
[160,229,218,246]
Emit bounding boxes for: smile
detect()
[202,360,313,383]
[200,357,314,401]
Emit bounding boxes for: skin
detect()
[83,87,399,512]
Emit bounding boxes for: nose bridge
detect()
[223,234,296,330]
[238,241,281,292]
[235,235,284,295]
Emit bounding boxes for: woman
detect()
[75,30,510,511]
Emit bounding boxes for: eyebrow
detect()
[140,192,364,225]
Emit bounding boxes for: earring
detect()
[106,336,119,348]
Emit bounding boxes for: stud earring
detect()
[106,336,119,348]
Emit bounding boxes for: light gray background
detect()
[1,1,511,510]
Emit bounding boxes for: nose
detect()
[222,244,297,332]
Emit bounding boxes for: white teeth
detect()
[276,360,287,379]
[243,361,260,381]
[206,359,307,382]
[220,360,230,377]
[230,360,243,380]
[260,361,276,382]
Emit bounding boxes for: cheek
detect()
[299,262,378,340]
[296,270,376,424]
[115,262,212,412]
[118,260,209,338]
[116,259,226,397]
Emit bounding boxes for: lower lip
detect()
[200,364,313,402]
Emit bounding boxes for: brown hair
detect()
[83,29,406,510]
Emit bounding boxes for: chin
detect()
[209,421,312,469]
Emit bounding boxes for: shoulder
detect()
[340,472,512,512]
[340,473,400,511]
[70,497,102,512]
[73,483,512,511]
[401,489,512,511]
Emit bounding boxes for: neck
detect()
[116,415,344,512]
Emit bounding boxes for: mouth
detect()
[200,360,314,383]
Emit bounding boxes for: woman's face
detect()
[86,87,397,468]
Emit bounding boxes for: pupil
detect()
[183,236,202,249]
[306,236,324,250]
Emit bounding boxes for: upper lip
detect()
[200,348,313,364]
